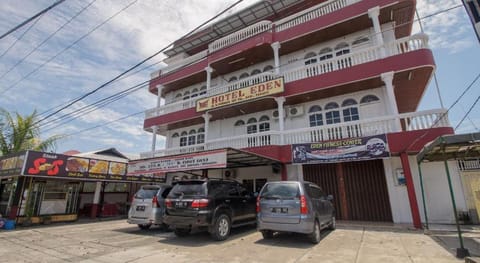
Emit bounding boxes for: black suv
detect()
[163,179,256,241]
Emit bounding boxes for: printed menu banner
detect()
[292,134,390,164]
[128,149,228,176]
[196,78,284,112]
[19,151,163,182]
[0,152,26,177]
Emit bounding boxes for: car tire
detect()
[161,223,169,231]
[327,215,336,230]
[308,220,321,244]
[261,230,274,239]
[211,214,231,241]
[138,223,152,230]
[174,228,190,237]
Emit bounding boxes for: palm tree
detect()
[0,108,63,156]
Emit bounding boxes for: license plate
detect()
[136,206,145,211]
[272,207,288,213]
[175,201,187,208]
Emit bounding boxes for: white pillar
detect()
[205,66,213,91]
[274,97,286,144]
[156,85,164,108]
[93,182,102,206]
[150,85,164,154]
[202,113,212,148]
[151,126,158,153]
[368,6,386,57]
[271,42,281,75]
[381,71,401,131]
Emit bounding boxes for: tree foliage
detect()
[0,108,63,156]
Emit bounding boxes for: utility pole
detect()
[462,0,480,43]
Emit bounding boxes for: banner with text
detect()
[292,134,390,164]
[196,78,284,112]
[127,149,228,176]
[0,152,26,177]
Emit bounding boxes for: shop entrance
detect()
[303,159,392,222]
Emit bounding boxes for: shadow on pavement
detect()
[253,229,334,248]
[428,233,480,258]
[156,225,257,247]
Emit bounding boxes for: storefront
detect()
[0,150,163,225]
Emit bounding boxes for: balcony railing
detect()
[161,50,208,75]
[275,0,361,32]
[209,21,273,53]
[141,109,450,158]
[145,34,429,120]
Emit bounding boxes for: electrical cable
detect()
[0,0,139,96]
[0,15,43,60]
[0,0,66,40]
[0,0,98,81]
[455,94,480,131]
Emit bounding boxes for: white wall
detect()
[384,156,468,224]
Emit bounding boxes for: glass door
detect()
[65,183,81,214]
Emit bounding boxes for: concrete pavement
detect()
[0,219,473,262]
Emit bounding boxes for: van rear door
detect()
[131,186,159,220]
[259,182,301,224]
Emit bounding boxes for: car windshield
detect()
[134,188,159,199]
[260,183,299,199]
[169,181,206,197]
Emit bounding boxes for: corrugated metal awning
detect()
[416,132,480,163]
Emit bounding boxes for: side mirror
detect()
[327,195,333,201]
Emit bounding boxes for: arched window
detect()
[199,86,207,95]
[180,131,188,147]
[263,65,274,72]
[335,42,350,56]
[247,118,257,134]
[229,76,238,82]
[172,133,179,138]
[309,105,323,127]
[319,48,333,61]
[304,52,317,65]
[188,130,196,145]
[197,128,205,144]
[342,99,359,122]
[239,72,249,79]
[183,91,190,100]
[259,116,270,132]
[325,102,340,125]
[191,88,199,98]
[234,120,245,126]
[251,69,261,76]
[360,95,380,104]
[175,93,182,101]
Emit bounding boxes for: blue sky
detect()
[0,0,479,157]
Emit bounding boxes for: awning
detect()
[225,148,281,168]
[416,132,480,163]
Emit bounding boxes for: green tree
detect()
[0,108,63,156]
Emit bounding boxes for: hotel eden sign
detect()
[196,78,285,112]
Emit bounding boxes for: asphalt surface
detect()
[0,219,475,262]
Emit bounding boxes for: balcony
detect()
[140,109,450,158]
[145,33,429,120]
[208,21,272,53]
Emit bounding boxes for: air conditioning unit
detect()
[272,110,286,120]
[288,106,304,118]
[223,169,236,179]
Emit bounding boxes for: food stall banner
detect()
[21,151,163,182]
[292,134,390,164]
[0,152,26,177]
[128,149,228,177]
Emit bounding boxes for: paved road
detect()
[0,220,469,262]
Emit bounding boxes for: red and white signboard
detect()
[127,149,228,176]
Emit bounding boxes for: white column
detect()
[151,126,157,153]
[274,97,286,144]
[381,71,401,131]
[368,6,386,57]
[156,85,164,108]
[205,66,213,90]
[93,181,102,206]
[271,42,281,74]
[150,85,164,154]
[202,113,212,148]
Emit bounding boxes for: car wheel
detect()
[161,223,169,231]
[328,215,336,230]
[261,230,274,239]
[138,223,152,230]
[211,214,231,241]
[308,220,321,244]
[174,228,190,237]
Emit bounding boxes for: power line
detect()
[0,0,138,96]
[0,0,97,81]
[455,95,480,131]
[65,111,144,137]
[0,15,43,60]
[34,0,245,126]
[0,0,66,40]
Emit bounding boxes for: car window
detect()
[261,183,299,199]
[160,187,172,198]
[135,188,159,199]
[169,181,206,197]
[227,183,239,197]
[237,184,251,196]
[308,186,322,199]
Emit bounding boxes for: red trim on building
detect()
[209,32,273,64]
[387,127,454,154]
[149,59,208,93]
[400,152,422,228]
[90,203,99,219]
[281,163,287,181]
